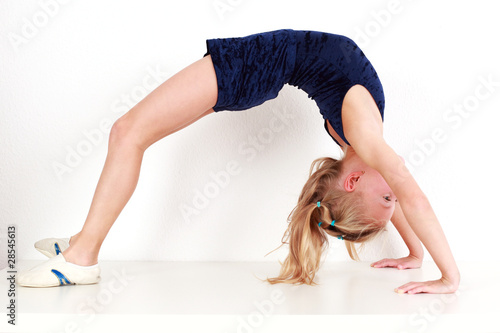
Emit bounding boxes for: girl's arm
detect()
[343,85,460,294]
[371,201,424,269]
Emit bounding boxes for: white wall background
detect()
[1,0,499,266]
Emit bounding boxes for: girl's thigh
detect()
[115,55,218,149]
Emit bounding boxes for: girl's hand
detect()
[394,277,459,294]
[370,254,422,270]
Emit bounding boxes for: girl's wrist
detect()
[408,250,423,261]
[442,269,461,287]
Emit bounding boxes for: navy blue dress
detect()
[204,29,385,146]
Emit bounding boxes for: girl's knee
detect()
[109,116,142,148]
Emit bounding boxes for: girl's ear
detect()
[344,171,364,192]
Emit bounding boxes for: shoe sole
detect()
[19,276,101,288]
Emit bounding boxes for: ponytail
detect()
[266,157,385,285]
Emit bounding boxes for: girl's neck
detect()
[342,146,367,173]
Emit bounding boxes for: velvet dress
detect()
[203,29,385,146]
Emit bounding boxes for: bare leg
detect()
[63,55,218,266]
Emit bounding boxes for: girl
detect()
[18,29,460,294]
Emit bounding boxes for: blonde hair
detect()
[266,156,386,285]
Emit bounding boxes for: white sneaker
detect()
[34,238,70,258]
[17,254,100,288]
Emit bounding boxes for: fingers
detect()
[395,282,418,294]
[371,260,410,269]
[371,257,421,269]
[395,281,429,294]
[371,259,397,268]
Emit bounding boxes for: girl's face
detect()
[357,168,397,225]
[341,150,403,225]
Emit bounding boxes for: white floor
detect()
[1,260,498,333]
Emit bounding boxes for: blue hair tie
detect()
[317,201,321,208]
[330,220,344,239]
[319,220,336,228]
[318,220,344,240]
